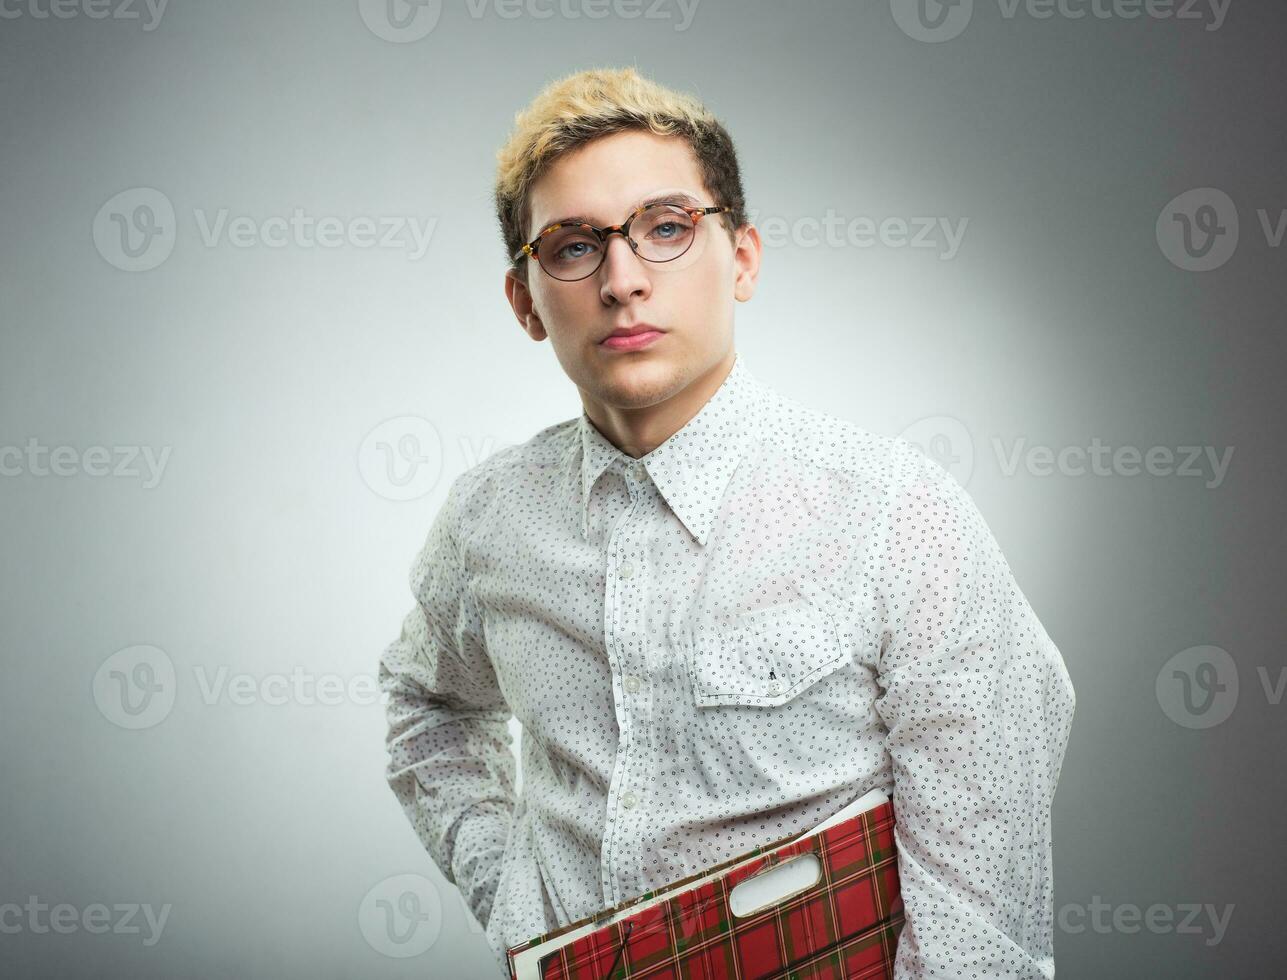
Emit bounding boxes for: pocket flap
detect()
[689,599,849,707]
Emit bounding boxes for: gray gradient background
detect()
[1,1,1283,977]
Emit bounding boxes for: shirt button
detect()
[624,674,640,693]
[618,561,635,580]
[767,680,781,695]
[631,462,646,482]
[621,791,638,809]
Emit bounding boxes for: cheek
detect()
[700,247,737,297]
[679,263,734,314]
[534,283,588,328]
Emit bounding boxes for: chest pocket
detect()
[688,599,849,708]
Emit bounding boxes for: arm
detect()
[378,472,517,931]
[870,445,1076,979]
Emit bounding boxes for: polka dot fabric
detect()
[378,352,1076,978]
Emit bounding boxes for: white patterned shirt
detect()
[379,351,1076,978]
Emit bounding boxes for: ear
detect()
[731,223,762,303]
[504,268,547,341]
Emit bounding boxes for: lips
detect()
[603,323,663,341]
[599,327,664,350]
[600,325,665,352]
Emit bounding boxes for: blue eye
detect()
[556,241,593,262]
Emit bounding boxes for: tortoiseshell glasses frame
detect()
[513,201,733,282]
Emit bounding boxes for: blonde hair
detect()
[493,66,747,280]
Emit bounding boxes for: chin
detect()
[593,355,682,408]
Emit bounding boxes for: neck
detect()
[580,351,737,459]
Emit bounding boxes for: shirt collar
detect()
[577,352,770,548]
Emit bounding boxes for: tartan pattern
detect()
[508,799,902,980]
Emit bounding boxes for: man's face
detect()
[504,129,760,412]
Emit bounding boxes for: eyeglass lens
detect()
[538,203,698,281]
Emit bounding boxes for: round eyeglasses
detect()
[515,201,732,282]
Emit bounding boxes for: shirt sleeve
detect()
[868,442,1076,979]
[378,471,517,932]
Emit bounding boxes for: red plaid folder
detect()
[507,797,903,980]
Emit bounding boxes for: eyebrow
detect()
[534,191,703,236]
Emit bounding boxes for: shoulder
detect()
[757,385,947,498]
[438,415,580,532]
[751,383,988,556]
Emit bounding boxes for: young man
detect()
[379,67,1076,978]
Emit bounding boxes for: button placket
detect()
[600,464,650,906]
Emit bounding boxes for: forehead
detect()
[527,129,708,234]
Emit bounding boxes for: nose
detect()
[598,231,649,305]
